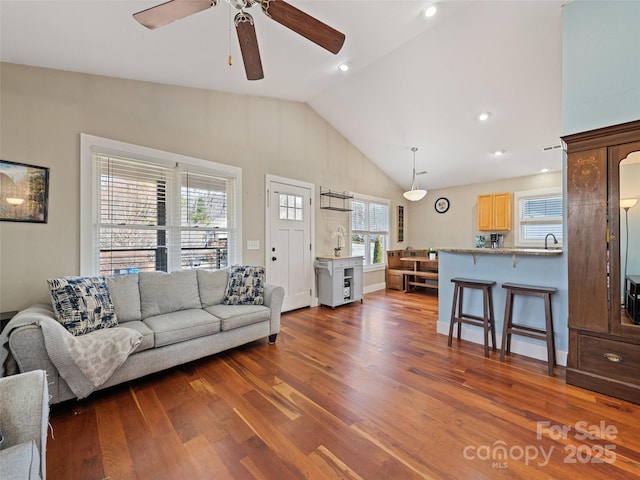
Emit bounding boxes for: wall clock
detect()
[434,197,450,214]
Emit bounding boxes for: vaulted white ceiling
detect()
[0,0,565,190]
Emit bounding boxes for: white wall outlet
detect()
[247,240,260,250]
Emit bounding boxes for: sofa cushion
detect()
[205,304,270,331]
[143,309,221,347]
[106,274,141,322]
[48,276,117,336]
[118,321,154,353]
[0,440,41,479]
[139,270,201,319]
[197,269,229,307]
[223,265,265,305]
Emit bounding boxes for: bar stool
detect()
[448,278,497,357]
[500,283,557,376]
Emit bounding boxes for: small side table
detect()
[0,310,18,333]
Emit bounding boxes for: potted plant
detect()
[331,225,346,257]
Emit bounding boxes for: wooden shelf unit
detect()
[386,249,438,292]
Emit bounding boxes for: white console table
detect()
[315,256,363,308]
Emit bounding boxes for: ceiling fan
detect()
[133,0,346,81]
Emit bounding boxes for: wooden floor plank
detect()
[47,289,640,479]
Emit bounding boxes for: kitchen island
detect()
[437,248,567,365]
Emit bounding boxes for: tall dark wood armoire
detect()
[562,119,640,404]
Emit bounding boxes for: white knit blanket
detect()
[0,305,142,399]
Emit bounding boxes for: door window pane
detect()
[279,193,303,221]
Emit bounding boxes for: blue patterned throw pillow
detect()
[48,276,118,336]
[223,265,265,305]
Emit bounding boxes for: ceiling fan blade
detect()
[235,12,264,81]
[261,0,345,54]
[133,0,216,30]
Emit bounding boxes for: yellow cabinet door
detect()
[477,194,494,230]
[477,193,511,231]
[492,192,512,231]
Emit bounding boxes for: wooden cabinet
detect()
[477,192,511,231]
[563,120,640,404]
[386,249,426,291]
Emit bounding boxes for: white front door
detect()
[266,177,313,312]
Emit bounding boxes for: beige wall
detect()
[405,171,563,250]
[0,63,405,310]
[0,63,567,311]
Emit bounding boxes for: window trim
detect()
[80,134,242,276]
[514,187,563,248]
[350,192,390,273]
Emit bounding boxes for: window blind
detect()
[180,169,232,270]
[94,154,234,276]
[97,155,172,275]
[351,197,389,267]
[519,194,563,242]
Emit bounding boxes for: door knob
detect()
[272,256,277,261]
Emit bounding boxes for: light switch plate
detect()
[247,240,260,250]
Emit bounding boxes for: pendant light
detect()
[403,147,427,201]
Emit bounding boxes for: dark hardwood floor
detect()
[48,289,640,479]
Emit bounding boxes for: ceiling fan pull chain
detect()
[228,3,233,66]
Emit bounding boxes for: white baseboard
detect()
[436,321,567,366]
[364,282,386,294]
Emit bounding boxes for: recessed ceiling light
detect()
[337,63,349,72]
[477,112,491,122]
[541,168,550,173]
[492,149,505,156]
[424,5,438,17]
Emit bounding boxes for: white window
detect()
[80,135,241,276]
[351,194,389,270]
[514,188,563,247]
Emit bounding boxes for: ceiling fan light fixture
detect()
[403,147,428,202]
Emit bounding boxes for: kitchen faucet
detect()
[544,233,558,249]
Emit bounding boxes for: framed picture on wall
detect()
[397,205,404,242]
[0,160,49,223]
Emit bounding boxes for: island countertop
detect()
[438,247,563,256]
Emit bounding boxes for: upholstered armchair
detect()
[0,369,49,479]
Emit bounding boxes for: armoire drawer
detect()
[578,335,640,384]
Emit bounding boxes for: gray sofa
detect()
[0,369,49,479]
[5,269,284,404]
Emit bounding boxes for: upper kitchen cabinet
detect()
[478,193,512,231]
